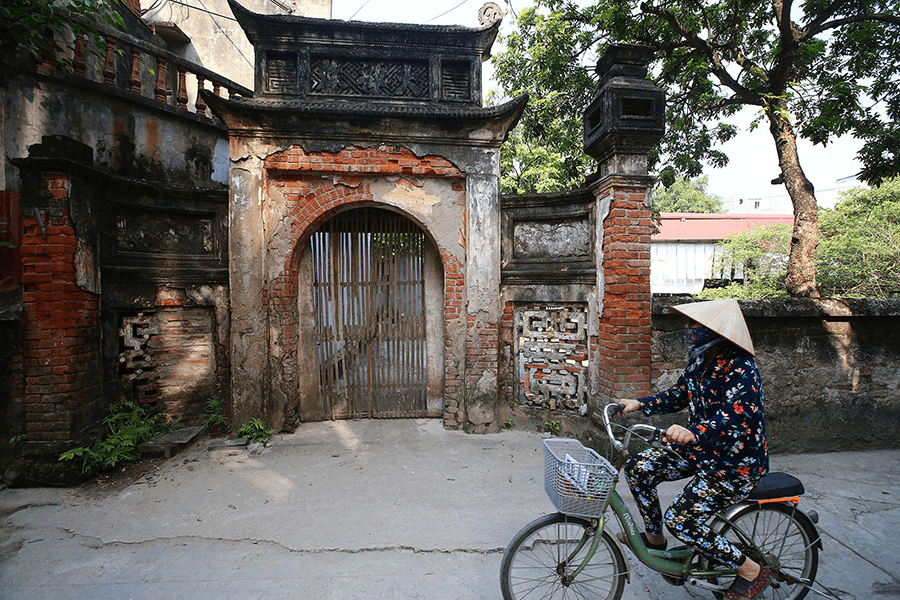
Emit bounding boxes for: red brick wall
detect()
[264,144,467,425]
[596,185,653,401]
[20,174,102,442]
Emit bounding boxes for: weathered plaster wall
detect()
[1,54,232,484]
[650,297,900,452]
[227,139,504,431]
[141,0,332,91]
[0,64,229,193]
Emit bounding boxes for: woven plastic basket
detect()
[543,438,616,518]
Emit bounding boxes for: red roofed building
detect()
[651,213,793,294]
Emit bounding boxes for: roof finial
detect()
[479,2,502,26]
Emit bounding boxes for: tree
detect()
[653,175,723,213]
[699,178,900,299]
[0,0,124,64]
[817,178,900,297]
[699,223,792,299]
[492,0,900,297]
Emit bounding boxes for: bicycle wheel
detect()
[707,503,819,600]
[500,513,626,600]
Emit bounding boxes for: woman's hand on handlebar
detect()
[617,398,641,414]
[664,424,696,445]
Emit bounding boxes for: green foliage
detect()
[0,0,125,64]
[544,419,562,434]
[493,0,900,188]
[201,397,227,431]
[237,418,276,443]
[492,0,900,294]
[488,7,598,194]
[653,176,723,214]
[59,402,178,473]
[699,178,900,299]
[698,224,792,299]
[817,178,900,298]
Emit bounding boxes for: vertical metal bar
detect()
[328,224,343,419]
[375,210,386,417]
[312,231,329,418]
[416,230,425,412]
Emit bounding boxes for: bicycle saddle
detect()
[747,472,805,500]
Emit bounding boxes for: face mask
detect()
[685,325,715,346]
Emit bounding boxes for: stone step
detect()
[137,426,205,458]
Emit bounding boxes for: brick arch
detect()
[264,144,467,427]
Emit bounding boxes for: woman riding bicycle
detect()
[618,299,770,600]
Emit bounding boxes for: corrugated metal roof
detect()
[654,213,793,241]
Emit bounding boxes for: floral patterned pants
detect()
[623,447,760,568]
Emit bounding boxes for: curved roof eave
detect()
[227,0,501,61]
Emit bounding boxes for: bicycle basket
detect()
[543,438,616,518]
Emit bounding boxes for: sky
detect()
[328,0,866,210]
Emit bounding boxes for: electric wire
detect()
[424,0,473,23]
[146,0,238,21]
[348,0,373,20]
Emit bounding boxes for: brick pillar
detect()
[583,45,665,406]
[11,137,104,470]
[590,177,654,402]
[20,173,102,443]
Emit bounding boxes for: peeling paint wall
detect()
[1,67,229,194]
[650,298,900,452]
[226,140,498,431]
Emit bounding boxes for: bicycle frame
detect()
[568,476,774,588]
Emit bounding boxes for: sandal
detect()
[615,531,667,551]
[724,565,770,600]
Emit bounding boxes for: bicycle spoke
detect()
[501,514,626,599]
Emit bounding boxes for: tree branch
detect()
[640,1,762,104]
[800,0,851,35]
[808,13,900,37]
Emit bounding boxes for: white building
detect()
[651,213,793,295]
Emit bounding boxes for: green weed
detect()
[59,402,178,473]
[237,417,276,443]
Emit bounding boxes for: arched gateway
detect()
[205,0,526,430]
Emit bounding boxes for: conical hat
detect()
[672,299,755,356]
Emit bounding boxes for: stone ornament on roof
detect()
[479,3,503,26]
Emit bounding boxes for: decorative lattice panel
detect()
[516,305,589,412]
[119,313,159,404]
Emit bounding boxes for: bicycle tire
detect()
[704,503,819,600]
[500,512,626,600]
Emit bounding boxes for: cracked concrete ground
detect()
[0,419,898,599]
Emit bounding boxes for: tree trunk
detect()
[767,103,820,297]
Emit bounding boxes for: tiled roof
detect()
[654,213,793,241]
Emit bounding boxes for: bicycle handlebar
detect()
[602,402,667,453]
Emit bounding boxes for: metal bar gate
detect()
[310,208,428,419]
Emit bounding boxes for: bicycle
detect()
[500,402,823,600]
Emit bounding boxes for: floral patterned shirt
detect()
[638,344,769,481]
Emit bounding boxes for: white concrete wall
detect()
[650,241,719,295]
[141,0,332,89]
